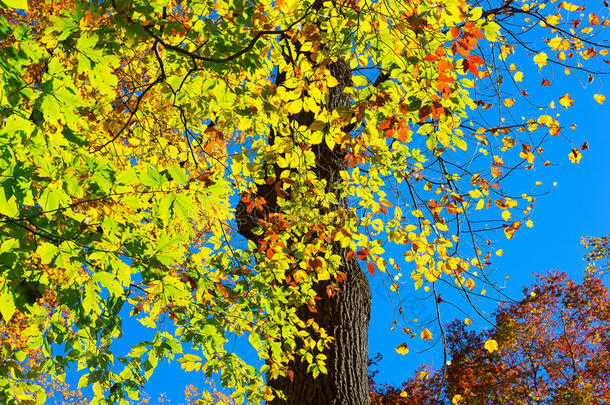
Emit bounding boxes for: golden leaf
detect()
[420,328,433,341]
[484,339,499,353]
[395,343,409,355]
[533,52,548,68]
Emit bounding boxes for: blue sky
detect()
[368,77,610,387]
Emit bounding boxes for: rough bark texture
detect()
[236,58,372,404]
[267,250,372,404]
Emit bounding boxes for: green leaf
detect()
[77,373,89,389]
[93,272,124,297]
[0,187,18,217]
[248,332,262,351]
[0,289,16,321]
[36,242,59,265]
[0,238,19,253]
[1,0,28,11]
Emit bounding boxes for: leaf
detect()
[420,329,433,341]
[356,249,368,260]
[366,262,375,275]
[501,210,511,221]
[35,242,59,265]
[558,1,585,11]
[559,93,574,108]
[452,394,464,404]
[93,272,124,297]
[326,74,339,88]
[594,94,605,104]
[568,148,582,163]
[533,52,548,68]
[0,290,16,321]
[395,343,409,355]
[77,374,89,389]
[484,339,499,353]
[1,0,28,10]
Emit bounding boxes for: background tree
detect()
[0,0,608,403]
[370,237,610,404]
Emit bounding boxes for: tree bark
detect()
[236,58,372,404]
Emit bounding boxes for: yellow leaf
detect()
[496,249,503,257]
[275,0,295,14]
[421,328,433,341]
[533,52,548,68]
[568,149,582,163]
[469,189,482,199]
[395,343,409,355]
[594,94,605,104]
[411,209,423,218]
[559,93,573,108]
[325,73,340,88]
[465,278,475,290]
[503,98,515,107]
[400,391,408,398]
[526,220,534,228]
[464,318,471,325]
[484,339,499,353]
[558,1,584,12]
[286,99,303,114]
[501,210,511,221]
[452,394,464,404]
[514,71,524,82]
[476,198,485,210]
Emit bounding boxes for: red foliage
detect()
[369,271,610,404]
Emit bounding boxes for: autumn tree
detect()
[0,0,608,403]
[369,239,610,404]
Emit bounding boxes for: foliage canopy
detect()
[0,0,608,403]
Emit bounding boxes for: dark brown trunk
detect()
[236,58,372,404]
[268,249,371,404]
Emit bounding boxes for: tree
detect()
[369,238,610,404]
[0,0,608,403]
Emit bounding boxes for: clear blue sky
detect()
[368,73,610,387]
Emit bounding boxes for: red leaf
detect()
[347,251,355,261]
[356,249,368,260]
[366,262,376,275]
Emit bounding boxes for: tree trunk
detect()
[268,248,372,404]
[236,58,372,404]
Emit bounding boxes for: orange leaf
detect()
[356,249,368,260]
